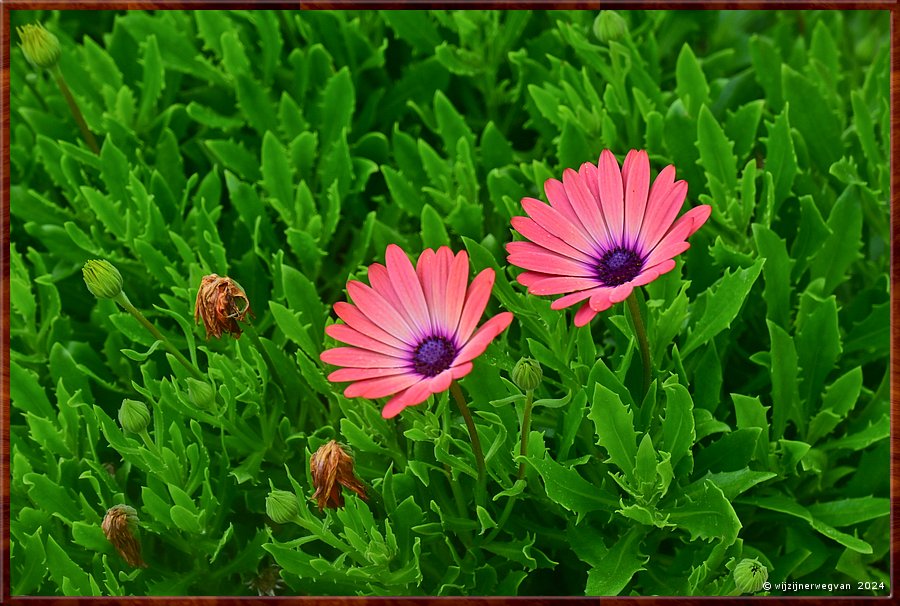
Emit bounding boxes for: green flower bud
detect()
[266,490,299,524]
[733,558,768,594]
[17,23,61,70]
[83,259,123,300]
[118,399,150,434]
[593,11,628,44]
[186,378,216,410]
[512,357,543,392]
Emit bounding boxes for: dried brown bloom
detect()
[310,440,367,510]
[101,505,147,568]
[247,564,284,597]
[194,274,253,339]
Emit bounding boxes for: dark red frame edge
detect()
[0,1,895,604]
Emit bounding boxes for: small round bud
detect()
[83,259,124,300]
[186,378,216,410]
[17,23,61,70]
[593,11,628,44]
[512,357,543,392]
[118,399,150,434]
[266,490,299,524]
[733,558,768,594]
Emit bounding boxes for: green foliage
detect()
[10,8,889,598]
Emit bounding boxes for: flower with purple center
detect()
[321,245,514,418]
[506,149,711,326]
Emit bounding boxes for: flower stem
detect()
[484,388,534,544]
[450,381,486,506]
[114,292,204,381]
[626,292,652,397]
[50,65,99,154]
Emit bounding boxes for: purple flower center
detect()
[596,246,643,286]
[412,336,457,377]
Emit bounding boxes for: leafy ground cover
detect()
[9,9,890,597]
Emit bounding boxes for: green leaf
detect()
[697,104,737,193]
[585,528,647,596]
[752,224,794,328]
[236,74,278,135]
[320,67,355,150]
[381,10,440,54]
[45,535,94,596]
[525,451,617,516]
[382,165,424,216]
[138,34,164,127]
[809,185,863,294]
[689,468,777,500]
[763,106,798,207]
[663,480,741,544]
[589,383,637,480]
[724,100,764,162]
[694,428,761,475]
[790,195,831,280]
[661,379,695,471]
[421,203,450,249]
[262,131,296,225]
[767,320,800,440]
[675,43,709,116]
[682,258,764,356]
[807,497,889,528]
[782,65,842,170]
[795,291,842,411]
[433,90,475,154]
[558,119,592,171]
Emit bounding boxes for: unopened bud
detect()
[17,23,61,70]
[265,490,299,524]
[102,504,147,568]
[733,558,768,594]
[593,11,628,44]
[118,399,150,434]
[82,259,123,300]
[512,357,543,392]
[186,378,216,410]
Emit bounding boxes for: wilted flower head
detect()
[320,245,513,418]
[507,149,711,327]
[102,505,147,568]
[247,564,284,597]
[194,274,253,339]
[82,259,124,300]
[17,23,61,69]
[310,440,367,510]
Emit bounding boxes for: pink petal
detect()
[367,263,405,313]
[637,167,687,255]
[629,259,676,287]
[577,160,601,202]
[454,312,514,365]
[451,361,474,379]
[386,244,431,336]
[516,271,557,288]
[521,197,597,257]
[528,276,601,296]
[345,373,421,399]
[622,150,651,248]
[574,303,599,327]
[507,250,594,277]
[563,167,612,250]
[320,346,408,368]
[608,283,633,304]
[382,381,435,418]
[427,370,454,396]
[455,269,496,343]
[596,150,625,244]
[508,218,595,263]
[543,177,581,225]
[347,281,419,344]
[329,366,409,382]
[440,250,469,337]
[416,249,441,331]
[644,205,709,267]
[325,323,409,358]
[333,302,409,350]
[589,290,615,312]
[550,286,608,310]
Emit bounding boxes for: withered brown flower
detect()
[247,564,285,597]
[310,440,367,510]
[194,274,253,339]
[101,504,147,568]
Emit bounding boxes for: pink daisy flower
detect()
[506,149,711,327]
[321,245,514,419]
